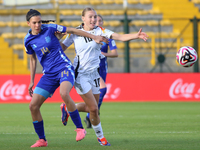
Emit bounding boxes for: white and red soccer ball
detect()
[176,46,198,67]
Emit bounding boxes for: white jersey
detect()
[62,24,114,73]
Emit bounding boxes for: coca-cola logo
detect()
[0,80,31,101]
[169,78,200,99]
[104,83,121,99]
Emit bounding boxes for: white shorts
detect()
[74,69,100,95]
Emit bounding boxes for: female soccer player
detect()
[59,7,148,146]
[24,9,108,148]
[84,14,118,128]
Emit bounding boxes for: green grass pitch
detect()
[0,102,199,150]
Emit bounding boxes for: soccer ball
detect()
[176,46,198,67]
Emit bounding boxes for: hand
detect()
[55,31,66,40]
[137,28,148,41]
[94,36,109,45]
[28,82,34,97]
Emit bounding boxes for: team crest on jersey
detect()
[57,25,63,32]
[45,36,51,43]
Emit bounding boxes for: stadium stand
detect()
[0,0,199,74]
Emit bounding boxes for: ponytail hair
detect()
[41,20,56,23]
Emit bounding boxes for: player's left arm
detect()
[102,49,118,58]
[66,27,108,45]
[101,40,118,57]
[110,28,148,42]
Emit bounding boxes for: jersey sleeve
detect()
[46,24,67,33]
[25,44,34,55]
[62,34,74,47]
[109,39,117,50]
[24,35,34,55]
[99,27,114,39]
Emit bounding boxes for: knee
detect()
[89,105,98,115]
[60,91,70,100]
[29,103,39,112]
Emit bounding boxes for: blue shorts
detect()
[99,65,107,82]
[33,67,75,99]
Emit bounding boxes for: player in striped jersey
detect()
[59,7,148,146]
[84,14,118,128]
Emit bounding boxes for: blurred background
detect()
[0,0,200,74]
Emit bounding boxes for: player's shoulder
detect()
[76,23,84,29]
[41,24,57,30]
[97,26,105,30]
[24,31,31,44]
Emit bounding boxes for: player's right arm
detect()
[29,53,37,97]
[66,27,108,45]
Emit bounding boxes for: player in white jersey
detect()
[84,14,118,129]
[59,7,148,146]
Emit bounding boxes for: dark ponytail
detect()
[41,20,56,23]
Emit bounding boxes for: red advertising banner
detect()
[0,73,200,103]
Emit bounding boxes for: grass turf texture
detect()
[0,102,199,150]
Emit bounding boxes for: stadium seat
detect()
[77,0,89,5]
[145,32,157,38]
[129,42,142,49]
[191,0,200,4]
[7,21,19,27]
[12,44,24,50]
[112,10,124,15]
[142,42,151,48]
[139,0,152,4]
[15,32,27,39]
[96,10,112,16]
[0,21,6,27]
[60,21,71,27]
[0,9,9,15]
[169,31,180,38]
[159,20,172,26]
[102,0,114,4]
[73,10,82,16]
[127,10,137,15]
[116,42,125,49]
[136,10,149,15]
[158,32,170,38]
[58,0,66,5]
[70,21,82,27]
[129,20,147,26]
[1,33,15,39]
[155,42,167,48]
[127,0,139,4]
[19,21,29,27]
[148,9,162,15]
[108,21,122,27]
[114,0,123,4]
[89,0,102,5]
[102,21,109,27]
[60,10,74,16]
[146,20,159,26]
[63,0,77,5]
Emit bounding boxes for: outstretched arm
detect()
[110,28,148,42]
[66,27,108,44]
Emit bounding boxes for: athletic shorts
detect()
[33,67,75,99]
[99,65,107,82]
[74,69,100,95]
